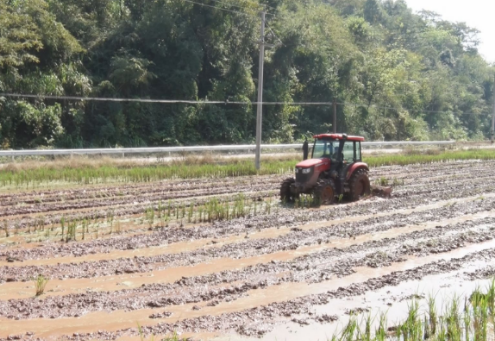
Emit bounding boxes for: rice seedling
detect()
[60,215,65,241]
[340,314,358,341]
[486,278,495,315]
[235,194,246,218]
[181,203,186,220]
[375,313,387,341]
[330,281,495,341]
[362,313,372,341]
[428,294,438,335]
[3,221,8,237]
[66,220,77,242]
[157,201,164,220]
[264,198,272,215]
[34,274,49,296]
[463,298,471,341]
[198,206,204,223]
[137,323,183,341]
[377,177,389,186]
[115,220,122,234]
[145,207,155,229]
[107,210,115,233]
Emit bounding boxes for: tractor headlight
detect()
[302,168,311,174]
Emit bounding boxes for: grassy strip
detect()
[334,279,495,341]
[365,149,495,167]
[1,149,495,187]
[0,158,297,187]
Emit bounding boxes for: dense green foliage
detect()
[0,0,494,148]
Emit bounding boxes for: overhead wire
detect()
[204,0,277,16]
[181,0,257,17]
[181,0,276,17]
[202,0,261,11]
[265,21,284,46]
[0,93,489,116]
[0,93,332,105]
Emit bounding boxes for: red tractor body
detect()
[281,134,371,205]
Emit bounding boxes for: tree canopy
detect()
[0,0,493,148]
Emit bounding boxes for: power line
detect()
[201,0,276,16]
[0,93,335,105]
[181,0,276,17]
[204,0,260,11]
[181,0,256,17]
[265,21,283,46]
[1,93,490,116]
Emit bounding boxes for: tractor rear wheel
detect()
[313,179,336,206]
[280,178,297,203]
[348,169,371,201]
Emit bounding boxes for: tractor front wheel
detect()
[314,179,336,206]
[280,178,297,203]
[348,169,371,201]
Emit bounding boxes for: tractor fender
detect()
[346,163,369,181]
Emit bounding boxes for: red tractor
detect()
[280,134,371,205]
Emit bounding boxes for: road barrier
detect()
[0,141,456,158]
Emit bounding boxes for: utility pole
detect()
[333,100,337,133]
[492,73,495,143]
[255,11,266,170]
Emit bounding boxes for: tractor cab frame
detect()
[281,134,370,205]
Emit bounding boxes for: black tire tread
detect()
[280,178,296,203]
[313,178,336,206]
[348,168,370,201]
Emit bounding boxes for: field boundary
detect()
[0,141,456,158]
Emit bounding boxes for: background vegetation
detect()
[1,0,494,149]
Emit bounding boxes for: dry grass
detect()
[2,157,147,172]
[1,153,299,172]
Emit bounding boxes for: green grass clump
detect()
[332,279,495,341]
[34,274,49,296]
[365,149,495,167]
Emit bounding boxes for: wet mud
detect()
[1,161,495,340]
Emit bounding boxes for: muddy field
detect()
[1,160,495,340]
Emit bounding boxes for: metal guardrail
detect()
[0,141,456,157]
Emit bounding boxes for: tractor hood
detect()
[296,158,326,169]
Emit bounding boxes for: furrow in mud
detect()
[1,160,495,341]
[1,213,494,319]
[2,202,495,285]
[3,190,494,262]
[3,243,495,341]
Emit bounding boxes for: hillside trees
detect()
[0,0,493,148]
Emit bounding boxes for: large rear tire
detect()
[313,179,336,207]
[348,169,371,201]
[280,178,297,203]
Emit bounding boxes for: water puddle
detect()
[2,239,495,338]
[2,209,494,301]
[238,259,495,341]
